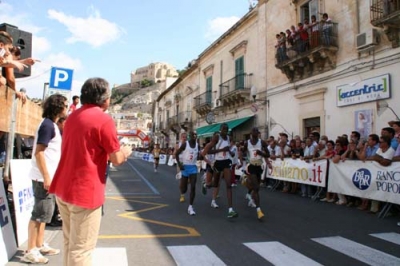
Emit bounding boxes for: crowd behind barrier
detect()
[136,151,400,206]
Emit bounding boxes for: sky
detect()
[0,0,253,100]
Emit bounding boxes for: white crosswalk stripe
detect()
[167,245,226,266]
[92,248,128,266]
[244,241,322,266]
[312,236,400,266]
[370,232,400,246]
[166,233,400,266]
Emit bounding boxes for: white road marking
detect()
[92,247,128,266]
[167,245,226,266]
[244,241,322,266]
[370,232,400,246]
[312,236,400,266]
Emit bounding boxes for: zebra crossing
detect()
[166,232,400,266]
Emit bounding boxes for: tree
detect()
[140,79,153,88]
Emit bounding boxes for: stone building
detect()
[153,0,400,147]
[131,62,179,88]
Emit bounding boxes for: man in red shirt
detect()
[49,78,132,266]
[68,95,80,114]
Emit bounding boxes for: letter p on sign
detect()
[49,67,74,91]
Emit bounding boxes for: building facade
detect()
[153,0,400,147]
[131,62,179,88]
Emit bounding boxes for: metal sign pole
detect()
[3,92,17,184]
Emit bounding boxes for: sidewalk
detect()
[6,226,64,265]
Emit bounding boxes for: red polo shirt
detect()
[49,104,120,209]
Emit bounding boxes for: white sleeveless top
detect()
[182,141,198,165]
[205,152,215,164]
[248,139,263,164]
[30,118,62,182]
[215,135,230,161]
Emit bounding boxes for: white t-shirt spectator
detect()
[29,118,62,182]
[376,147,395,160]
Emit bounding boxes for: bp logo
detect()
[352,168,371,190]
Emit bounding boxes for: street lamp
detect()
[376,99,400,120]
[250,85,270,138]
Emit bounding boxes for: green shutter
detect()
[235,56,244,90]
[206,76,212,104]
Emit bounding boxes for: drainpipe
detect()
[356,0,360,34]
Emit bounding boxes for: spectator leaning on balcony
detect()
[310,15,319,48]
[320,13,332,46]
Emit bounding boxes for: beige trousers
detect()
[57,197,102,266]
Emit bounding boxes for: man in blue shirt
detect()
[359,134,380,159]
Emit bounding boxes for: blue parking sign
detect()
[49,67,74,90]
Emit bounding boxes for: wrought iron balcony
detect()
[274,22,339,81]
[167,115,180,134]
[178,111,192,123]
[193,91,212,116]
[167,115,178,126]
[218,73,252,108]
[370,0,400,47]
[178,111,192,131]
[159,121,169,137]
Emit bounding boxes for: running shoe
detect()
[257,209,265,220]
[188,206,196,216]
[176,172,182,180]
[202,183,207,195]
[245,193,252,200]
[227,210,238,218]
[39,243,60,256]
[179,195,185,203]
[248,199,256,208]
[211,200,219,209]
[21,248,49,264]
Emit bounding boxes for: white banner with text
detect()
[329,161,400,205]
[10,159,35,246]
[266,159,328,187]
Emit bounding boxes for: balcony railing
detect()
[275,22,338,66]
[370,0,400,47]
[274,22,339,81]
[178,111,192,123]
[219,73,252,97]
[167,115,177,126]
[158,121,164,131]
[370,0,400,23]
[193,91,212,109]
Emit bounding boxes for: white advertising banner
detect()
[159,154,167,165]
[336,74,390,107]
[10,159,34,246]
[329,161,400,205]
[0,177,18,264]
[133,152,167,165]
[266,158,328,187]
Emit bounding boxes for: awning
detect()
[196,124,218,138]
[196,116,254,138]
